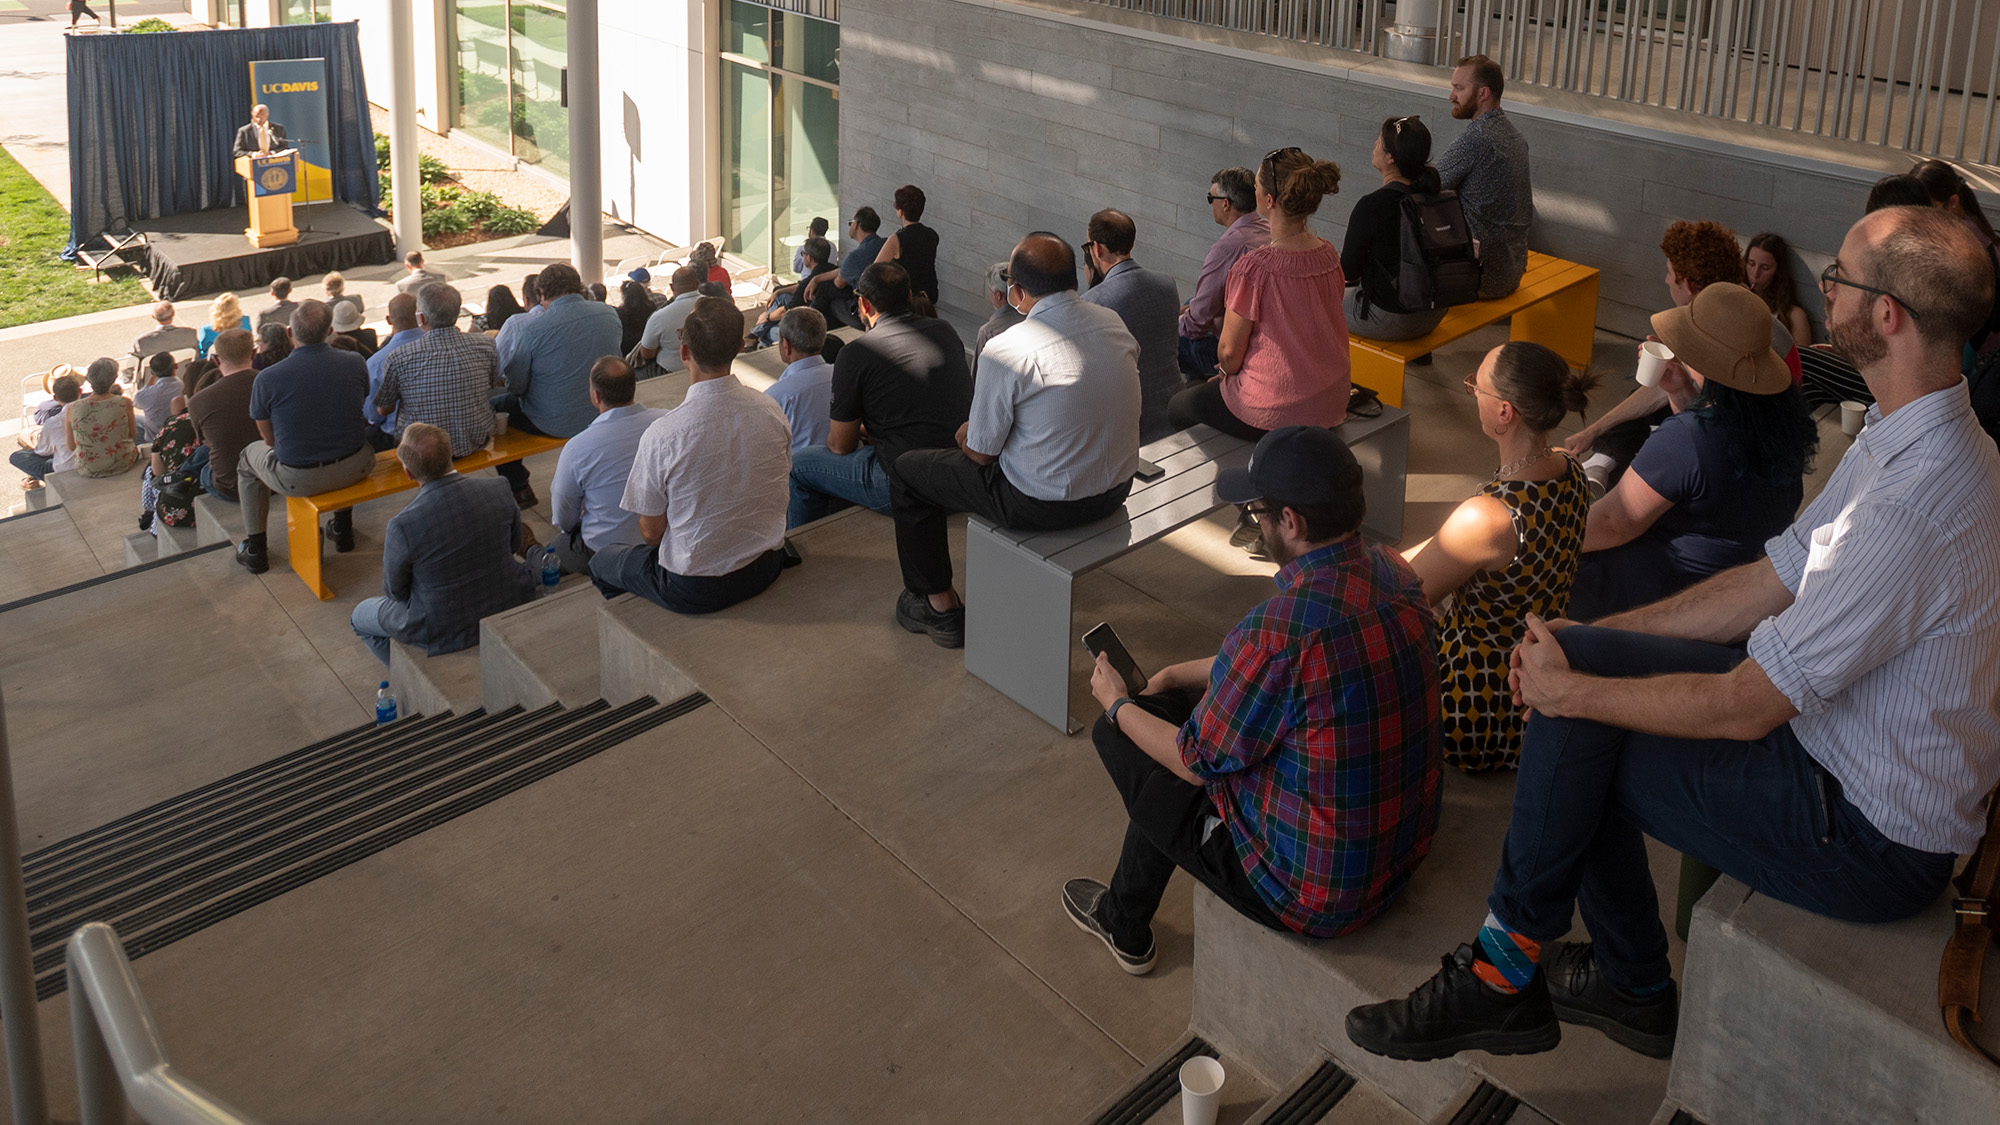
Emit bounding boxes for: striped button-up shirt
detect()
[375,325,500,459]
[1181,537,1442,937]
[1747,380,2000,854]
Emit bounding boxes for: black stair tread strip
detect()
[34,695,697,999]
[26,696,665,971]
[25,705,581,913]
[0,502,68,525]
[23,709,464,870]
[25,702,626,946]
[0,539,232,616]
[24,708,500,881]
[1261,1060,1356,1125]
[1447,1082,1521,1125]
[1092,1036,1217,1125]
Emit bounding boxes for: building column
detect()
[568,0,604,285]
[387,0,423,259]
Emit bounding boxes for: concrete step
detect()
[1073,1033,1274,1125]
[479,577,603,711]
[121,521,215,567]
[388,640,484,718]
[45,465,146,572]
[192,493,246,544]
[1191,768,1682,1125]
[1669,876,2000,1125]
[0,502,102,606]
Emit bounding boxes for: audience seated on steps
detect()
[1562,220,1802,480]
[233,301,373,574]
[473,282,525,334]
[68,358,138,479]
[9,371,80,491]
[762,307,834,453]
[256,276,298,333]
[364,293,423,450]
[1178,165,1268,379]
[491,274,543,363]
[373,283,499,459]
[547,357,666,577]
[874,185,941,306]
[322,269,363,323]
[588,296,793,615]
[198,292,250,360]
[788,262,973,530]
[1341,116,1451,343]
[395,249,448,295]
[1081,208,1183,445]
[889,234,1141,650]
[1064,426,1441,977]
[1166,146,1352,444]
[349,423,546,668]
[1402,343,1594,772]
[973,261,1023,369]
[749,238,832,350]
[251,322,291,371]
[182,330,258,504]
[1568,284,1816,621]
[131,351,182,443]
[634,266,701,377]
[138,388,198,533]
[1345,207,2000,1068]
[128,301,197,367]
[330,299,379,357]
[1437,54,1534,301]
[616,278,656,357]
[492,262,622,508]
[805,206,885,331]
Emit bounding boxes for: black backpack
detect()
[1397,189,1483,310]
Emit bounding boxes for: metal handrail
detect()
[65,923,265,1125]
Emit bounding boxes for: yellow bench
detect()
[284,430,566,601]
[1348,251,1601,407]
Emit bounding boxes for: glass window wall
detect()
[722,1,839,279]
[452,1,569,177]
[279,0,333,22]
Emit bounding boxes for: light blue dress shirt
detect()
[500,294,622,438]
[364,326,424,426]
[765,355,834,452]
[549,402,669,550]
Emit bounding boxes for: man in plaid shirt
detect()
[1066,426,1442,975]
[374,283,502,459]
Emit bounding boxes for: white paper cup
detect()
[1840,400,1868,437]
[1179,1056,1225,1125]
[494,411,510,435]
[1634,340,1674,387]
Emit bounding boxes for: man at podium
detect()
[233,104,288,158]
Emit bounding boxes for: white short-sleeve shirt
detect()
[968,290,1141,502]
[620,375,791,577]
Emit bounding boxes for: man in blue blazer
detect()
[350,423,544,666]
[1081,209,1183,445]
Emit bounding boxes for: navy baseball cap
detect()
[1216,426,1363,506]
[628,267,652,284]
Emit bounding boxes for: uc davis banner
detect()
[249,57,332,205]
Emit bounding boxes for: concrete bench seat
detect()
[966,408,1409,732]
[1349,251,1600,407]
[388,639,485,718]
[1670,876,2000,1125]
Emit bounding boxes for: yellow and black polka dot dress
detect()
[1437,456,1591,772]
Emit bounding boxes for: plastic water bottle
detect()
[375,681,398,725]
[540,549,561,595]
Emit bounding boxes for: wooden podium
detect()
[236,151,300,248]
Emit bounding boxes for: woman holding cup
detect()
[1567,284,1817,621]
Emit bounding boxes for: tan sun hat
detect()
[1649,282,1791,395]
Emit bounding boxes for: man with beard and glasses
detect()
[1060,426,1441,976]
[1437,54,1533,300]
[1347,206,2000,1066]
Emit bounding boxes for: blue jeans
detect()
[1489,626,1956,992]
[589,543,784,614]
[9,448,53,482]
[1177,334,1219,379]
[350,596,410,668]
[787,445,891,528]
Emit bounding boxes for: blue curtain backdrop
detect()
[65,22,381,256]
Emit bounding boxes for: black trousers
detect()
[1095,689,1289,949]
[810,282,861,330]
[888,448,1130,595]
[1166,378,1267,443]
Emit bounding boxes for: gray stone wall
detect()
[838,0,1918,344]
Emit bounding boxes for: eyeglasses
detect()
[1244,502,1282,520]
[1819,262,1923,321]
[1263,145,1305,166]
[1462,372,1503,400]
[1205,193,1228,204]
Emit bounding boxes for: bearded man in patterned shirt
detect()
[1063,426,1442,975]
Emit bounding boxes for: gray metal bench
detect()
[964,406,1410,731]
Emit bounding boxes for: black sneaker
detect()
[234,542,269,575]
[1346,944,1562,1061]
[1543,941,1678,1058]
[1062,878,1155,976]
[895,589,964,649]
[325,519,355,553]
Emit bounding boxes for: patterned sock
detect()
[1622,978,1670,997]
[1470,912,1541,995]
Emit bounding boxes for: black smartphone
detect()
[1082,622,1147,697]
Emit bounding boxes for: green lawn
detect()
[0,145,145,331]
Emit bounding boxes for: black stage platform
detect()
[137,203,395,301]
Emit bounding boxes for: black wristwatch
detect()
[1106,697,1135,725]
